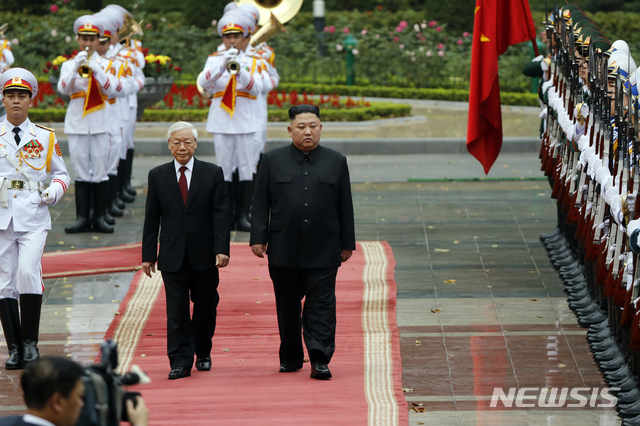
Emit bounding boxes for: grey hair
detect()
[167,121,198,141]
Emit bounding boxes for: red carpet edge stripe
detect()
[112,270,163,375]
[361,241,407,425]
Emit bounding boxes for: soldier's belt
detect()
[70,91,86,100]
[0,178,45,208]
[3,179,44,191]
[213,91,257,100]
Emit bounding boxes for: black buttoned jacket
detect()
[250,144,356,268]
[142,158,230,271]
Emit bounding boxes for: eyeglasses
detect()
[170,141,195,147]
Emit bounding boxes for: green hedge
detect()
[273,83,540,107]
[30,102,410,123]
[172,80,540,106]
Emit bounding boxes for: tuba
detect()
[235,0,303,46]
[118,14,144,44]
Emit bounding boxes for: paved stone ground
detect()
[0,102,621,424]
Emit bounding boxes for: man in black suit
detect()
[0,356,149,426]
[142,121,230,380]
[250,105,356,380]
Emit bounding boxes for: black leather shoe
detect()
[310,362,332,380]
[279,365,300,373]
[168,367,191,380]
[195,357,211,371]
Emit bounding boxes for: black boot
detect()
[108,175,123,217]
[235,180,253,232]
[64,181,92,233]
[20,294,42,364]
[117,160,134,203]
[92,181,114,233]
[225,182,235,231]
[124,148,137,196]
[103,177,116,225]
[0,298,23,370]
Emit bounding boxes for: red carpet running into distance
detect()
[105,241,407,425]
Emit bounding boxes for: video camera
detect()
[76,339,146,426]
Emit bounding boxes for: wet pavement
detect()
[0,101,620,425]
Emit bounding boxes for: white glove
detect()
[628,219,640,237]
[539,108,548,119]
[580,103,589,118]
[223,48,238,66]
[533,55,543,62]
[541,58,550,73]
[627,193,636,218]
[74,50,88,66]
[88,58,104,74]
[41,187,56,205]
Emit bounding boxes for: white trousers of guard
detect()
[253,128,267,171]
[122,107,137,155]
[214,133,255,182]
[68,133,109,183]
[107,129,123,176]
[0,219,47,299]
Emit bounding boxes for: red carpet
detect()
[106,241,407,425]
[42,243,142,279]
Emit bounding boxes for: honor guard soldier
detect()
[0,68,70,369]
[0,24,13,74]
[198,12,263,232]
[94,16,135,226]
[58,15,119,234]
[240,4,280,172]
[0,24,14,123]
[104,4,145,206]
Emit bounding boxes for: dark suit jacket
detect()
[0,416,29,426]
[250,144,355,269]
[142,157,230,271]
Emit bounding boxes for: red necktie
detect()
[179,166,188,205]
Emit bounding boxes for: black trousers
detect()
[161,258,219,370]
[268,265,338,368]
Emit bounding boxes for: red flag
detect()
[82,75,106,117]
[467,0,537,173]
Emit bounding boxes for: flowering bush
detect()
[42,52,74,78]
[142,51,181,79]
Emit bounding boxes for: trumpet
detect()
[226,48,240,75]
[78,46,92,78]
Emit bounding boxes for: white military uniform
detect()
[199,48,263,182]
[253,43,279,169]
[0,40,12,122]
[114,43,145,156]
[103,56,134,175]
[57,51,118,183]
[0,39,14,72]
[0,119,70,298]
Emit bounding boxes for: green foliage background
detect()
[1,2,639,96]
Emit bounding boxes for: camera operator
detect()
[0,356,149,426]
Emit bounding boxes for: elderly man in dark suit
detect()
[250,105,356,380]
[142,121,230,380]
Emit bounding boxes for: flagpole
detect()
[531,38,540,57]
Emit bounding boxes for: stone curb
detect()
[56,136,541,156]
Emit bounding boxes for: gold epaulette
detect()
[35,124,55,133]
